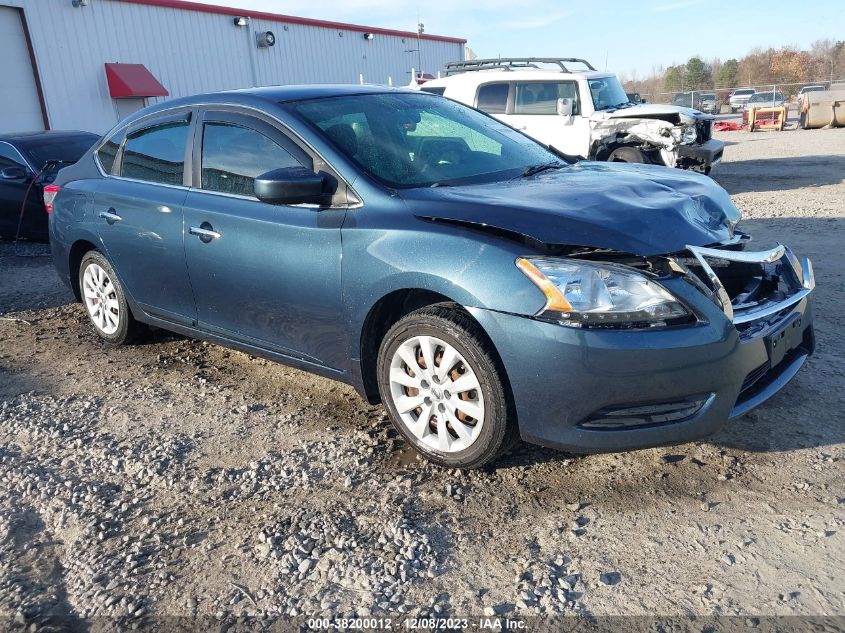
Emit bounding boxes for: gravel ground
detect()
[1,127,843,630]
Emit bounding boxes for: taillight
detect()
[43,184,60,214]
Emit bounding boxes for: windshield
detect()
[292,92,559,188]
[589,77,631,110]
[734,89,755,96]
[750,92,782,102]
[18,134,99,169]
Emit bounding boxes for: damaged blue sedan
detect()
[49,86,815,469]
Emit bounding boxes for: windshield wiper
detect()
[518,161,566,178]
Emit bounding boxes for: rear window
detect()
[121,121,189,186]
[475,83,509,114]
[18,134,98,169]
[734,89,755,96]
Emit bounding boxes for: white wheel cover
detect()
[82,263,120,335]
[388,335,485,453]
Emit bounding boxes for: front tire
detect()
[377,304,516,469]
[607,146,647,164]
[79,251,139,345]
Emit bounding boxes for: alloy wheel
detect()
[82,263,120,335]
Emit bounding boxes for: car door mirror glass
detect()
[254,167,327,205]
[0,166,28,180]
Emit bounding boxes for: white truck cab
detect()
[421,58,724,173]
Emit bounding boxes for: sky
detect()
[195,0,845,78]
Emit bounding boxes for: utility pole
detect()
[417,14,424,78]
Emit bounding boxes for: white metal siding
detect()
[0,5,44,133]
[1,0,464,134]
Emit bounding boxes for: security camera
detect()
[256,31,276,48]
[71,0,89,7]
[363,32,374,41]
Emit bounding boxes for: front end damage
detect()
[589,109,724,172]
[479,237,816,452]
[606,236,816,411]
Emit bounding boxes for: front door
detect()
[183,110,346,370]
[0,142,44,240]
[94,113,196,324]
[505,80,591,158]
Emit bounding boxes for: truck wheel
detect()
[607,146,647,164]
[377,304,517,469]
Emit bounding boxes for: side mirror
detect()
[641,98,648,103]
[254,167,327,206]
[556,98,574,117]
[0,166,28,181]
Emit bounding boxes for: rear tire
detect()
[78,251,140,345]
[377,304,517,469]
[607,146,647,164]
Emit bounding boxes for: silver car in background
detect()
[729,88,755,112]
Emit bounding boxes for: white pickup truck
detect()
[421,58,724,174]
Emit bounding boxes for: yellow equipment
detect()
[744,106,787,131]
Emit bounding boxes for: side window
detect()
[97,131,123,175]
[476,83,509,114]
[201,122,306,197]
[0,143,27,170]
[514,82,580,115]
[121,121,189,186]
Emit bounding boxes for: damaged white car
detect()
[421,58,724,174]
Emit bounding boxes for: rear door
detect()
[182,109,347,369]
[93,110,196,325]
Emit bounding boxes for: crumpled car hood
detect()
[401,162,740,257]
[595,103,711,123]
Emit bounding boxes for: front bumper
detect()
[469,260,814,453]
[678,138,724,169]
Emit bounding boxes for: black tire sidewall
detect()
[377,310,510,469]
[78,251,133,345]
[608,146,646,163]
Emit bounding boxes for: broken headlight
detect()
[681,125,698,144]
[516,257,691,328]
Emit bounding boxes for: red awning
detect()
[104,63,168,99]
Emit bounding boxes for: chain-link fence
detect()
[635,78,845,109]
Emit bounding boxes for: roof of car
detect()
[0,130,98,142]
[132,84,419,119]
[171,84,410,106]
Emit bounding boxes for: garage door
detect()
[0,6,45,133]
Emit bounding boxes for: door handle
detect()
[98,209,122,224]
[189,225,221,241]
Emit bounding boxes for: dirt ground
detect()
[1,126,843,630]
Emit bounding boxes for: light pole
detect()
[416,19,424,78]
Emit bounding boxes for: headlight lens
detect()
[681,125,698,144]
[516,257,691,328]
